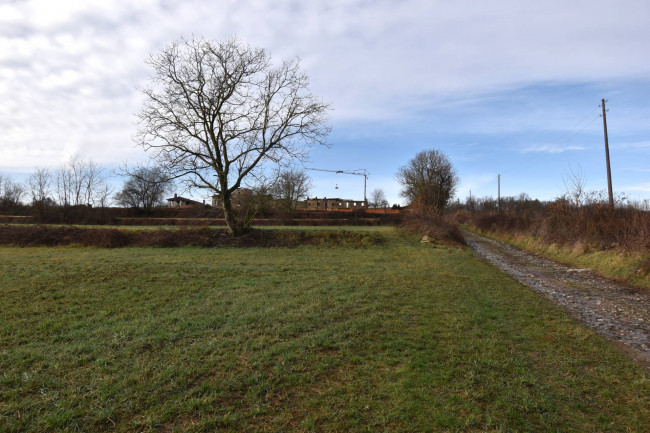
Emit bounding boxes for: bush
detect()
[400,213,465,245]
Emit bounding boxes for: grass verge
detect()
[1,229,648,431]
[0,225,384,248]
[466,226,650,290]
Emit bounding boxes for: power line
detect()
[470,87,648,199]
[501,107,601,179]
[466,105,602,199]
[305,167,369,202]
[503,115,600,181]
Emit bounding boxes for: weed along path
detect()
[464,230,650,368]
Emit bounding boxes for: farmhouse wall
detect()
[303,197,367,211]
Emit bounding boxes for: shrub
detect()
[466,200,650,253]
[400,213,465,245]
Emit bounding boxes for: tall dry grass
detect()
[401,212,466,245]
[464,199,650,253]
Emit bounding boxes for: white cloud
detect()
[1,0,650,174]
[457,173,498,197]
[521,144,586,154]
[623,183,650,192]
[612,141,650,149]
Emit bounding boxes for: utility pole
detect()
[497,174,501,213]
[601,99,614,208]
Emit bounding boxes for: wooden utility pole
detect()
[601,99,614,208]
[497,174,501,213]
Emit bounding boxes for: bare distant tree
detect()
[135,37,330,236]
[54,155,111,207]
[115,166,173,211]
[95,183,115,208]
[465,194,475,213]
[27,167,52,206]
[230,181,275,227]
[369,188,389,209]
[27,167,54,219]
[272,169,312,216]
[396,149,458,213]
[247,179,275,217]
[0,174,24,210]
[562,166,587,207]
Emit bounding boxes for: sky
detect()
[1,0,650,206]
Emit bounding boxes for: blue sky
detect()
[1,0,649,205]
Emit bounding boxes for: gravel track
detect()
[464,230,650,369]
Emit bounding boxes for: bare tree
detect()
[228,182,275,227]
[115,166,173,212]
[27,167,52,206]
[135,37,330,236]
[369,188,388,209]
[246,180,275,217]
[465,194,475,213]
[272,168,312,217]
[54,155,111,207]
[95,183,115,208]
[562,166,587,207]
[396,149,458,213]
[0,174,24,210]
[27,167,53,218]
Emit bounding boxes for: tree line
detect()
[1,157,399,216]
[1,155,112,212]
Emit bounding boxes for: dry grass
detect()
[466,202,650,253]
[0,225,384,248]
[400,212,466,245]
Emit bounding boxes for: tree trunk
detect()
[222,192,249,237]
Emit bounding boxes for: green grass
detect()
[1,228,648,432]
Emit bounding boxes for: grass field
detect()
[1,227,649,432]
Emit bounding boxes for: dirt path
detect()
[463,230,650,369]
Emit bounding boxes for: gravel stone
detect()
[464,230,650,369]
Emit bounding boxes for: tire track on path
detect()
[463,230,650,369]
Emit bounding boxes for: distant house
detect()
[166,194,205,208]
[212,188,263,208]
[303,197,367,211]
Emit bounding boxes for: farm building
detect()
[303,197,367,211]
[211,188,269,208]
[166,194,205,207]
